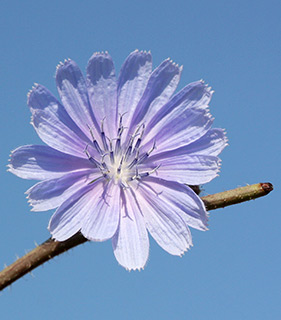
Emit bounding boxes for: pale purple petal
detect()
[145,80,212,134]
[129,59,182,131]
[27,84,89,145]
[148,128,227,163]
[138,177,208,231]
[135,182,192,255]
[26,169,100,211]
[117,50,152,135]
[184,128,228,156]
[81,181,120,241]
[143,108,213,155]
[86,52,118,138]
[56,59,100,139]
[31,110,90,157]
[49,183,97,241]
[112,188,149,270]
[147,154,220,184]
[8,145,92,180]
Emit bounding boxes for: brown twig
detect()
[202,182,273,210]
[0,182,273,291]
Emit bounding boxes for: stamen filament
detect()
[84,146,102,168]
[137,141,156,165]
[128,150,139,169]
[101,118,109,151]
[88,125,103,155]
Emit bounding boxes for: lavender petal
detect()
[112,188,149,270]
[139,176,208,231]
[26,169,100,211]
[184,128,228,156]
[135,179,193,255]
[130,59,182,131]
[143,108,213,155]
[28,83,90,145]
[145,80,212,134]
[8,145,92,180]
[117,50,152,136]
[32,108,90,157]
[148,128,227,163]
[49,183,97,241]
[81,181,120,241]
[86,52,118,138]
[56,59,100,139]
[148,154,220,184]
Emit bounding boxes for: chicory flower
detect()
[9,50,227,270]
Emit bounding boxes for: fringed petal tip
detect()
[178,247,190,258]
[163,57,183,74]
[122,264,146,272]
[7,150,17,174]
[198,79,215,98]
[132,49,151,54]
[222,129,229,146]
[6,164,13,176]
[25,190,37,211]
[27,201,37,212]
[167,57,183,70]
[55,58,74,77]
[87,51,112,62]
[114,243,149,272]
[201,222,209,231]
[114,246,149,271]
[27,83,39,103]
[213,128,229,156]
[178,240,195,257]
[6,148,23,177]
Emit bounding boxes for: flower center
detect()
[84,115,159,189]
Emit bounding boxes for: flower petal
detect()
[147,154,220,184]
[134,176,208,255]
[8,145,92,180]
[136,197,192,255]
[81,181,120,241]
[143,107,213,155]
[32,110,90,157]
[148,128,227,163]
[86,52,118,138]
[49,183,97,241]
[117,50,152,134]
[56,59,99,139]
[145,80,212,134]
[112,188,149,270]
[129,59,182,132]
[28,84,90,157]
[184,128,228,156]
[26,169,100,211]
[138,176,208,231]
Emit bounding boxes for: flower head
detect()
[9,50,227,270]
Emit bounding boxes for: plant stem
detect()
[201,182,273,210]
[0,182,273,291]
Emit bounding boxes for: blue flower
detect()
[9,50,227,270]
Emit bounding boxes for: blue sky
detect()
[1,0,280,319]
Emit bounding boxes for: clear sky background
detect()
[1,1,280,319]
